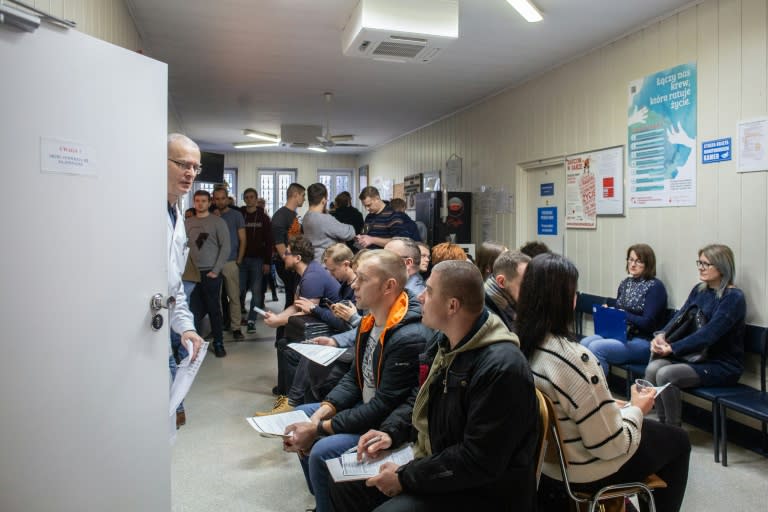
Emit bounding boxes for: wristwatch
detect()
[316,421,327,437]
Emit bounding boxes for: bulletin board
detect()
[565,145,624,228]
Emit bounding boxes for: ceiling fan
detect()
[316,92,368,149]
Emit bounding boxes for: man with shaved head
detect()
[330,260,539,512]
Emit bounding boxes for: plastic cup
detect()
[635,378,655,394]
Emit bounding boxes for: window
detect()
[258,168,297,216]
[317,169,354,205]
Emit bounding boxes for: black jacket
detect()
[325,290,428,434]
[381,311,539,511]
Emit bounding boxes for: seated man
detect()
[384,238,425,296]
[330,260,539,512]
[264,235,341,395]
[484,250,530,331]
[282,250,429,512]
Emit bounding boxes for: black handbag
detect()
[657,305,709,363]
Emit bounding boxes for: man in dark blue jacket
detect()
[283,249,429,512]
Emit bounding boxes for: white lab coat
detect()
[167,203,195,335]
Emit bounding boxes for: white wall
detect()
[361,0,768,330]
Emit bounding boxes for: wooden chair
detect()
[534,389,550,487]
[539,392,666,512]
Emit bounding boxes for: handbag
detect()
[656,305,709,363]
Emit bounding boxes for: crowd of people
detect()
[166,134,752,512]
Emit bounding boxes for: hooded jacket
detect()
[380,311,539,510]
[324,290,429,434]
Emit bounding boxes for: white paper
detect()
[327,444,414,482]
[169,340,209,415]
[246,410,311,438]
[288,343,348,366]
[252,306,268,316]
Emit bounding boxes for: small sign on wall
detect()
[701,137,731,164]
[540,182,554,196]
[537,207,557,235]
[41,137,96,176]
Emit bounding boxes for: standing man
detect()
[213,186,246,340]
[330,260,539,512]
[166,133,204,426]
[272,182,306,307]
[302,182,356,262]
[240,188,273,334]
[356,187,418,249]
[186,190,230,357]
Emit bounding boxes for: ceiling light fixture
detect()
[308,146,327,153]
[0,1,41,32]
[232,141,280,149]
[506,0,543,23]
[243,129,280,143]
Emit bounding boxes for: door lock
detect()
[150,293,176,312]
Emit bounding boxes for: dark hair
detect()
[359,186,380,200]
[432,260,485,315]
[307,182,328,206]
[493,250,531,280]
[212,186,228,198]
[626,243,656,279]
[334,191,351,208]
[193,190,210,200]
[286,183,306,199]
[287,235,315,263]
[517,253,579,359]
[389,198,407,212]
[519,240,550,258]
[242,188,258,200]
[475,241,507,280]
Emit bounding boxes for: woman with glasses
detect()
[645,244,746,426]
[581,244,668,375]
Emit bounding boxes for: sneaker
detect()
[254,395,294,416]
[247,322,256,333]
[232,329,244,340]
[213,344,227,358]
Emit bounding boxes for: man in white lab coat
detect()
[167,133,204,427]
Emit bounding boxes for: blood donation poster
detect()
[627,62,697,208]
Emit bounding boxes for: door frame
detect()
[515,155,566,253]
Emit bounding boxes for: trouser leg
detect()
[654,363,701,426]
[221,260,241,328]
[199,272,224,346]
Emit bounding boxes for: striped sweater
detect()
[531,334,644,483]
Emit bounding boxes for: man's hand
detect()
[293,297,316,315]
[206,271,218,278]
[181,330,204,362]
[356,234,373,248]
[313,336,338,347]
[330,302,356,321]
[366,462,402,498]
[356,429,391,461]
[263,311,281,328]
[283,422,317,453]
[262,264,271,275]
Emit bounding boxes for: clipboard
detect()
[592,306,627,342]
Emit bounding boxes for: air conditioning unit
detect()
[342,0,458,63]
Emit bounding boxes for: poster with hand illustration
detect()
[627,62,697,207]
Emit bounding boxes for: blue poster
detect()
[628,62,697,207]
[537,207,557,235]
[701,137,731,164]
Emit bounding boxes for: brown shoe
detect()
[254,395,294,416]
[176,411,186,429]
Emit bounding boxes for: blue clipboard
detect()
[592,306,627,342]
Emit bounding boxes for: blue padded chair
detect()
[716,326,768,466]
[574,292,606,337]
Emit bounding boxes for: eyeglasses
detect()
[168,158,202,175]
[283,251,294,256]
[695,260,714,270]
[626,258,645,266]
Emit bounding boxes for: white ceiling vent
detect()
[342,0,458,63]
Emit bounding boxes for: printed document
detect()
[288,342,348,366]
[327,445,414,482]
[246,410,311,438]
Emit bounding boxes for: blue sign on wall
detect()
[701,137,731,164]
[540,182,555,196]
[538,207,557,235]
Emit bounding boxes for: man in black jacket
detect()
[484,249,530,331]
[330,260,539,512]
[283,249,428,512]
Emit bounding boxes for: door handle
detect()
[150,293,176,312]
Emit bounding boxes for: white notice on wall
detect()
[41,137,96,176]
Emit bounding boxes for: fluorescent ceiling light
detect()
[232,141,280,149]
[308,146,327,153]
[0,2,41,32]
[243,129,280,143]
[506,0,543,23]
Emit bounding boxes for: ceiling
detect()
[126,0,693,154]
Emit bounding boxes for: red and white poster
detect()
[566,146,624,229]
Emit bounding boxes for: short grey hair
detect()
[697,244,736,298]
[168,133,199,153]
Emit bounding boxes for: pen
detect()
[343,435,383,455]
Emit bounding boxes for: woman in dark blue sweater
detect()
[646,244,746,426]
[581,244,668,375]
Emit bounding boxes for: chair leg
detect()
[720,403,728,467]
[713,401,720,463]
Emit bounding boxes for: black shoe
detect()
[272,385,280,396]
[232,329,244,340]
[213,345,227,357]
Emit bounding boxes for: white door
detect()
[0,25,169,511]
[524,164,566,254]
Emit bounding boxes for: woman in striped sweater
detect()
[517,253,690,512]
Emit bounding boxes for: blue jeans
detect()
[296,403,360,512]
[239,256,265,324]
[581,334,652,376]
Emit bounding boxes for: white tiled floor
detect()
[171,318,768,511]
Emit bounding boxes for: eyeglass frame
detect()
[695,260,715,270]
[168,158,202,175]
[626,258,645,266]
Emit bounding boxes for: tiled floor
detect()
[171,316,768,511]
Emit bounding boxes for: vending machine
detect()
[414,191,472,247]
